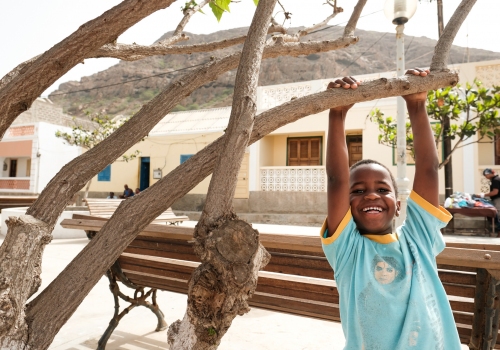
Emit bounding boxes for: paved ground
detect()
[22,221,496,349]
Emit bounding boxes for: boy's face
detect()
[349,164,400,235]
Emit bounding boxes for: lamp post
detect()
[384,0,417,226]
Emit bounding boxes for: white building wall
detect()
[36,122,82,192]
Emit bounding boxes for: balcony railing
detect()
[260,166,326,192]
[0,178,30,190]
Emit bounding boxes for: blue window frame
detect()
[98,165,111,181]
[180,154,194,164]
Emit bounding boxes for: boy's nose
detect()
[364,192,380,200]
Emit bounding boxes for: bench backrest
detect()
[83,198,188,222]
[60,217,500,346]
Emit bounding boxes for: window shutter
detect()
[287,137,321,166]
[98,165,111,182]
[288,140,299,166]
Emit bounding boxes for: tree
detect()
[55,113,142,198]
[371,80,500,173]
[0,0,475,348]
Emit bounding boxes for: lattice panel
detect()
[261,84,312,109]
[8,125,35,137]
[260,167,326,192]
[476,64,500,88]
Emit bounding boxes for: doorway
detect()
[140,157,150,191]
[9,159,17,177]
[346,135,362,167]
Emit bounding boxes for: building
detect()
[88,59,500,210]
[0,98,83,193]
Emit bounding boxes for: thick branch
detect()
[26,71,458,346]
[343,0,368,37]
[174,0,211,36]
[0,55,40,90]
[0,0,176,141]
[26,37,358,228]
[199,0,276,226]
[430,0,477,71]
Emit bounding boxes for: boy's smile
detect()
[349,164,400,235]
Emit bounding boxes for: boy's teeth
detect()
[363,207,382,212]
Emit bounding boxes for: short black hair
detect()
[350,159,398,197]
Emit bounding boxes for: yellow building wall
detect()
[89,132,222,195]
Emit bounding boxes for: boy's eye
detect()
[351,189,364,194]
[378,188,389,193]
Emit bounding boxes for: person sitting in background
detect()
[135,188,141,195]
[119,184,134,198]
[106,192,117,199]
[475,168,500,232]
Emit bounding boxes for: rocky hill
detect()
[50,26,500,117]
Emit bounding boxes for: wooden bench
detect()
[84,198,189,226]
[61,215,500,350]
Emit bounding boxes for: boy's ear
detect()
[395,200,401,217]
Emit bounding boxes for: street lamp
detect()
[384,0,417,226]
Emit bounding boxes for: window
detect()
[98,165,111,181]
[26,158,31,177]
[180,154,194,164]
[287,137,322,166]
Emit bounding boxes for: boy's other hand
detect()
[327,76,361,114]
[402,68,430,104]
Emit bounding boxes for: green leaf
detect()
[253,0,259,4]
[209,2,225,21]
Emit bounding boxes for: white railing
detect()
[260,166,326,192]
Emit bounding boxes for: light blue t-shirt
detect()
[320,191,461,350]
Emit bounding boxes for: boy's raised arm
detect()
[404,68,439,207]
[325,77,359,236]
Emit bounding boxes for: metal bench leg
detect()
[97,269,167,349]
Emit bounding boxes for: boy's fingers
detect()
[342,76,357,89]
[335,78,350,88]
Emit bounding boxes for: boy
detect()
[321,69,461,349]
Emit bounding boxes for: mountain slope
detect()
[50,26,500,117]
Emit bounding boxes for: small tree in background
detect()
[371,81,500,194]
[55,112,141,198]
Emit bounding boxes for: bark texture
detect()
[0,216,51,349]
[27,36,358,229]
[25,71,457,350]
[0,0,176,140]
[430,0,477,72]
[168,0,276,348]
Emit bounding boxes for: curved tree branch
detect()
[174,0,211,36]
[26,71,459,348]
[27,36,359,227]
[430,0,477,71]
[0,0,177,141]
[343,0,368,37]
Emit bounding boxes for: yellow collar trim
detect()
[363,233,398,244]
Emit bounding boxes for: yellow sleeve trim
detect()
[409,190,452,223]
[320,209,352,246]
[364,233,398,244]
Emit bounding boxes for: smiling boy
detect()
[321,69,461,349]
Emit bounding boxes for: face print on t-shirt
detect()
[371,255,404,285]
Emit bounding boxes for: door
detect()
[347,135,362,167]
[140,157,150,191]
[235,153,249,199]
[9,159,17,177]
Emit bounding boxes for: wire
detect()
[308,9,384,37]
[336,32,387,76]
[49,62,207,96]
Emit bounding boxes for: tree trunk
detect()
[443,116,454,198]
[167,0,276,348]
[0,216,51,349]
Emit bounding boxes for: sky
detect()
[1,0,499,97]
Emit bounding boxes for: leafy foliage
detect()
[371,80,500,168]
[205,0,258,22]
[55,112,142,162]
